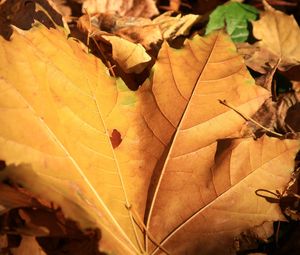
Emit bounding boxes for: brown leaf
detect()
[235,222,274,253]
[0,0,67,40]
[77,11,200,50]
[0,180,103,254]
[140,31,298,254]
[0,0,36,39]
[51,0,72,22]
[146,135,298,254]
[241,91,300,137]
[238,0,300,73]
[0,184,42,214]
[237,43,279,74]
[11,236,46,255]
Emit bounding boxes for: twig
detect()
[218,99,284,137]
[90,36,117,77]
[84,9,116,77]
[265,0,297,7]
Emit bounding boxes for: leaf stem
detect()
[126,204,171,255]
[218,99,283,137]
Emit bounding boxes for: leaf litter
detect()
[0,0,299,254]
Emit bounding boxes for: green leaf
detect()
[205,1,258,42]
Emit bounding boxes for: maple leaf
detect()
[205,1,258,42]
[0,26,146,254]
[237,0,300,73]
[141,30,299,255]
[0,25,299,255]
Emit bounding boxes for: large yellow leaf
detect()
[0,25,149,254]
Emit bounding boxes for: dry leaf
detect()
[82,0,159,18]
[238,0,300,73]
[51,0,72,22]
[140,30,297,254]
[0,184,42,213]
[77,13,163,51]
[237,43,279,74]
[0,235,8,252]
[78,11,200,50]
[102,35,151,73]
[11,236,46,255]
[0,0,68,40]
[139,31,298,254]
[0,25,299,255]
[241,91,300,137]
[235,222,274,253]
[146,136,298,254]
[0,165,108,254]
[152,11,201,40]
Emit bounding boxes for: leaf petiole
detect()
[125,204,171,255]
[219,99,284,137]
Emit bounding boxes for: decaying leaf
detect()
[0,23,299,255]
[205,1,258,42]
[237,43,279,75]
[78,11,200,50]
[10,236,46,255]
[51,0,72,22]
[152,11,201,41]
[82,0,159,18]
[0,178,103,254]
[0,0,69,40]
[0,183,42,213]
[241,91,300,137]
[0,0,35,39]
[238,0,300,73]
[235,221,274,253]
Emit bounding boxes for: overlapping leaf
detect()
[140,31,299,254]
[102,35,151,73]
